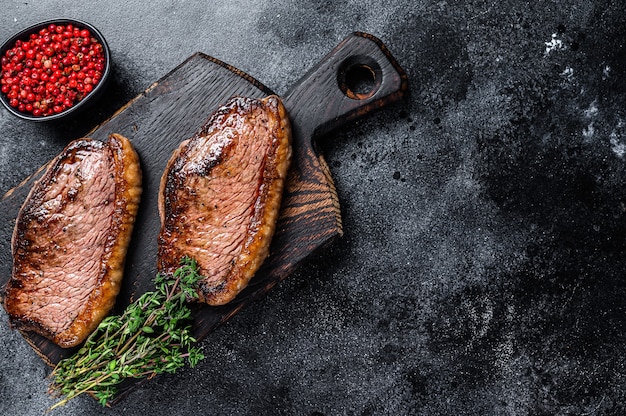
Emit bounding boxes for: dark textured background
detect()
[1,1,625,415]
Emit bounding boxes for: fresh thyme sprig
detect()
[48,257,205,410]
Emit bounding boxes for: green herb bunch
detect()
[48,257,205,410]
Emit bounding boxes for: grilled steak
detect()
[3,134,142,348]
[157,95,292,305]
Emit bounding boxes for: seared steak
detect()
[157,95,292,305]
[3,134,142,348]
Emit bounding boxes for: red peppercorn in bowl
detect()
[0,19,111,122]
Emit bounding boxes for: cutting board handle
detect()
[284,31,408,143]
[265,32,407,281]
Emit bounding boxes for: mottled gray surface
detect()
[1,0,625,415]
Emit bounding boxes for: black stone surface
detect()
[1,1,625,415]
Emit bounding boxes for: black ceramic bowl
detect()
[0,18,111,122]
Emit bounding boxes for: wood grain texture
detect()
[0,32,407,399]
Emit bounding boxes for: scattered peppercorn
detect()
[0,23,106,117]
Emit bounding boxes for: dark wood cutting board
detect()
[0,31,407,395]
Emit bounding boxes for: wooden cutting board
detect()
[0,31,407,396]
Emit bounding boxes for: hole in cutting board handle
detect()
[337,55,382,100]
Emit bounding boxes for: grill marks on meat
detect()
[3,134,142,348]
[158,95,292,305]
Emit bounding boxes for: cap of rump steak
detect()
[157,95,292,305]
[3,134,142,348]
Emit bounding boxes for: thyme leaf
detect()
[48,257,205,410]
